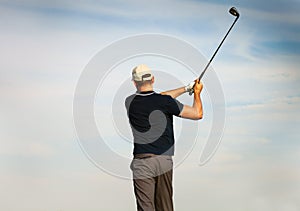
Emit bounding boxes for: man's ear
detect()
[133,80,137,88]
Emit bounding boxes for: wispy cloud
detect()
[1,0,299,210]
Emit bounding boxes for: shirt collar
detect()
[135,90,155,96]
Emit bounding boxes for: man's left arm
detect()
[160,87,186,99]
[160,81,195,99]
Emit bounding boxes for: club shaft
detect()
[198,16,239,81]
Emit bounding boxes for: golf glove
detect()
[185,81,195,94]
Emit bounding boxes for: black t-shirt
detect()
[125,91,184,155]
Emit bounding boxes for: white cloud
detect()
[174,147,300,210]
[242,6,300,26]
[0,1,299,210]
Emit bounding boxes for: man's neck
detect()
[138,86,153,93]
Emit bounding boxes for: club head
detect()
[229,7,240,18]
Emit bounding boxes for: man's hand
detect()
[184,81,195,93]
[187,79,203,95]
[193,79,203,94]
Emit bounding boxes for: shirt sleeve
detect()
[165,96,184,116]
[125,94,135,114]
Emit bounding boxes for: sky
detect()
[0,0,300,210]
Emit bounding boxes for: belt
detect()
[134,153,156,159]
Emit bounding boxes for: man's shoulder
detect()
[155,93,177,101]
[152,92,174,101]
[125,94,136,108]
[125,93,136,100]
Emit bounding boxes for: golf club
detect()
[190,7,240,95]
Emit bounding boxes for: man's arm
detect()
[160,86,186,99]
[161,81,195,98]
[179,80,203,120]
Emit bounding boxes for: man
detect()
[125,64,203,211]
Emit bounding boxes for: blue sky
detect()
[0,0,300,210]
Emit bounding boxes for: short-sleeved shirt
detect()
[125,91,184,156]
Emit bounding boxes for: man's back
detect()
[125,91,183,155]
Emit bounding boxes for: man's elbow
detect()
[192,112,203,120]
[196,113,203,120]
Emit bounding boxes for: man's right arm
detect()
[179,80,203,120]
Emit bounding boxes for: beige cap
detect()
[132,64,153,81]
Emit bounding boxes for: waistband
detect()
[133,153,172,159]
[134,153,156,159]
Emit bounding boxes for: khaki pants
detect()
[130,155,174,211]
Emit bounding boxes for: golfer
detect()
[125,64,203,211]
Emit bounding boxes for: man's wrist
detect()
[184,85,189,92]
[194,90,201,95]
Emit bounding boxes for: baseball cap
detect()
[132,64,153,81]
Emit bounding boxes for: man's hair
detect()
[135,79,152,88]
